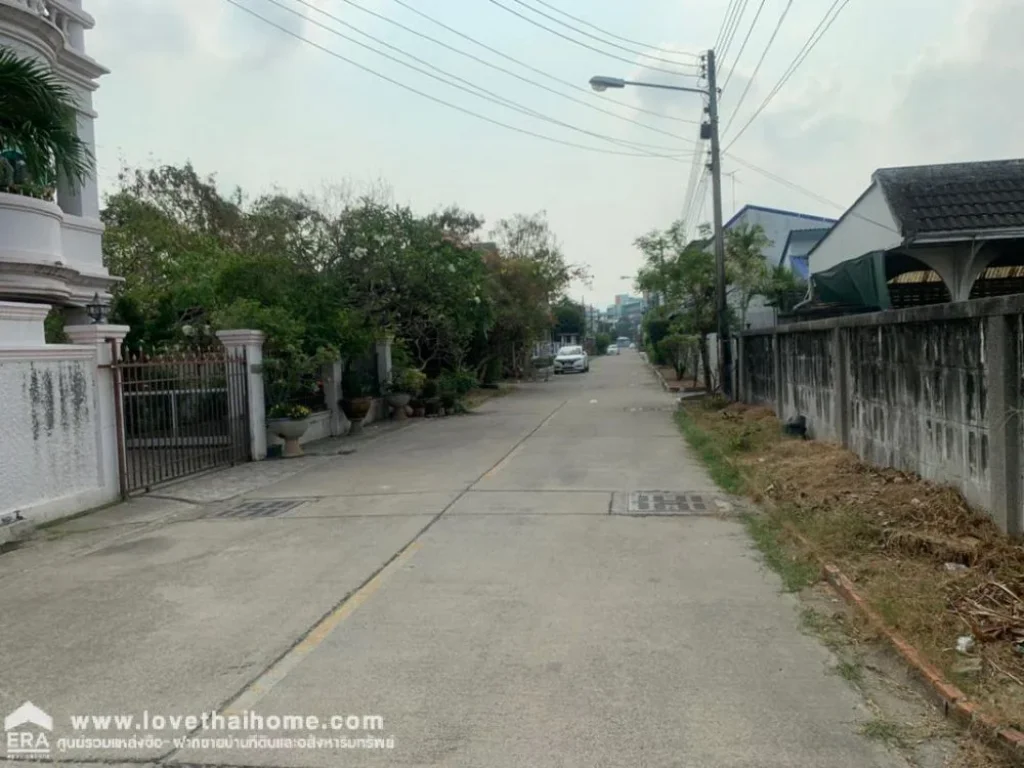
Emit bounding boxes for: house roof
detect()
[779,227,832,267]
[874,159,1024,237]
[724,204,837,231]
[787,227,832,244]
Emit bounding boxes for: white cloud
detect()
[724,0,1024,209]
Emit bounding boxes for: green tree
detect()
[488,211,588,376]
[726,223,772,328]
[552,299,584,338]
[762,264,807,314]
[636,222,717,390]
[0,47,93,195]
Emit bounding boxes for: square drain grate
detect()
[624,492,710,516]
[215,499,308,519]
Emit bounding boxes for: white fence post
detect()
[376,336,393,392]
[65,323,130,500]
[323,358,346,436]
[217,330,267,461]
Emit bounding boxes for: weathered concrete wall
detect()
[846,320,989,510]
[738,294,1024,532]
[779,330,837,441]
[1,358,103,518]
[743,333,776,407]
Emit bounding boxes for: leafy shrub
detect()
[439,368,477,396]
[595,332,611,353]
[267,403,312,420]
[645,317,672,364]
[342,369,376,399]
[389,367,426,395]
[483,356,503,383]
[422,378,439,399]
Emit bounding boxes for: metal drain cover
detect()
[215,499,308,519]
[617,492,729,516]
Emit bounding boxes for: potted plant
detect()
[385,367,425,421]
[341,369,376,434]
[437,375,458,416]
[422,379,441,416]
[267,404,312,458]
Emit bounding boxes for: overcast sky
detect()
[85,0,1022,309]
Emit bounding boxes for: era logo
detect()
[7,730,50,756]
[4,702,52,757]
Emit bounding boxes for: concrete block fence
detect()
[737,294,1024,534]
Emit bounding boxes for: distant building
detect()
[720,205,836,328]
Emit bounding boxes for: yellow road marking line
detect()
[222,541,423,715]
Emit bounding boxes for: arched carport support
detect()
[898,241,996,301]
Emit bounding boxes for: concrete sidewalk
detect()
[0,355,912,767]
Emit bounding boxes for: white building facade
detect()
[722,205,836,329]
[0,0,117,311]
[0,0,128,533]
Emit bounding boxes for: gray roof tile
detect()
[874,159,1024,237]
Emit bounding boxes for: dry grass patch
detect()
[678,400,1024,732]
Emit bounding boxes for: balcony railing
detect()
[6,0,77,40]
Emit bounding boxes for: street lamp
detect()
[589,50,733,398]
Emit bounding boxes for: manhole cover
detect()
[214,499,308,519]
[617,492,729,516]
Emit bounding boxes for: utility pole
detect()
[705,49,732,398]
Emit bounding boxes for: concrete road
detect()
[0,353,908,767]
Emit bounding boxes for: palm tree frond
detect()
[0,47,94,190]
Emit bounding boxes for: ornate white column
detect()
[217,330,268,461]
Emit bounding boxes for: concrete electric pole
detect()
[587,54,732,397]
[705,49,732,398]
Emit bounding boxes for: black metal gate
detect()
[111,342,251,496]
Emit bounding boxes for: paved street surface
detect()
[0,353,909,767]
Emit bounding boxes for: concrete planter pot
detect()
[342,396,373,434]
[267,418,310,458]
[386,392,411,420]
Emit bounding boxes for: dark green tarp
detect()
[809,250,891,310]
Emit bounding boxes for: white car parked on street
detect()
[554,345,589,374]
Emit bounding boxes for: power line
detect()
[679,148,705,231]
[719,0,768,92]
[686,171,710,237]
[695,174,711,232]
[386,0,699,125]
[317,0,699,140]
[483,0,698,78]
[724,0,854,150]
[725,152,900,232]
[221,0,687,160]
[260,0,690,156]
[499,0,701,68]
[714,0,741,51]
[717,0,751,69]
[522,0,701,58]
[719,0,793,136]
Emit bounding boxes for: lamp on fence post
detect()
[85,293,108,324]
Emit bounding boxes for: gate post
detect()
[66,323,130,500]
[217,330,267,461]
[322,358,346,437]
[375,335,393,392]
